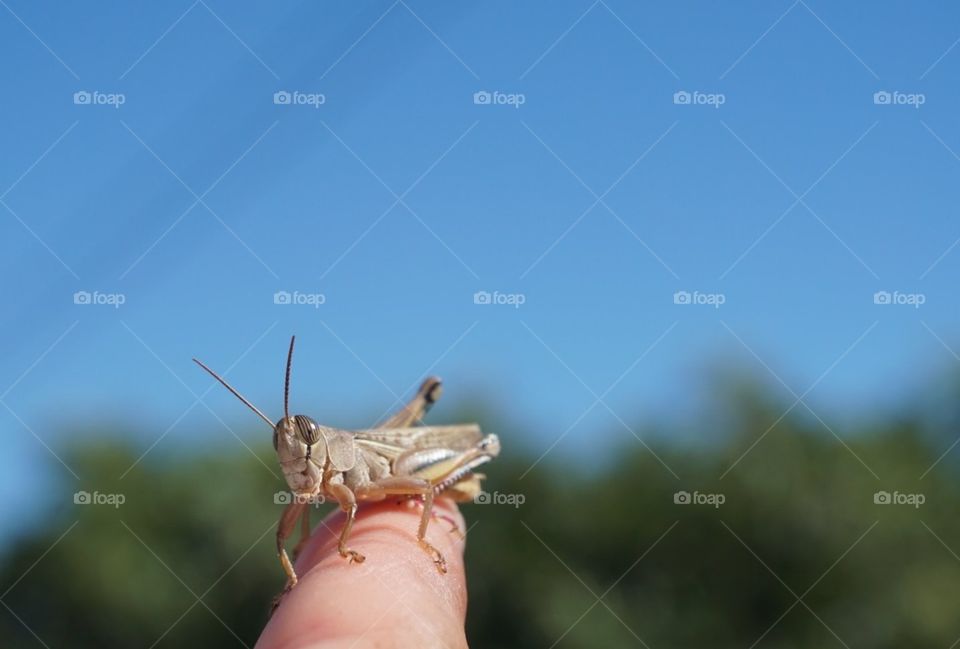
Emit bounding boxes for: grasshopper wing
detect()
[353,424,483,460]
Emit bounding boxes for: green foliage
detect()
[3,388,960,648]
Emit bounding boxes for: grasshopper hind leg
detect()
[401,495,465,539]
[415,488,447,573]
[378,377,442,428]
[358,477,448,573]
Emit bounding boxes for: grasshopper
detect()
[193,336,499,594]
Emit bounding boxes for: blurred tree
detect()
[2,382,960,648]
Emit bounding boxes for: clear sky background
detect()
[3,1,960,530]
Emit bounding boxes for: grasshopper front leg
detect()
[327,482,366,564]
[357,476,447,573]
[291,506,311,561]
[277,501,306,588]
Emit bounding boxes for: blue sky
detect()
[3,1,960,527]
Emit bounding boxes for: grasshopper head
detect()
[273,414,328,496]
[194,337,353,499]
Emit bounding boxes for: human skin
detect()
[255,499,469,649]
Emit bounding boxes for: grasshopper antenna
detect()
[284,335,295,420]
[192,358,275,430]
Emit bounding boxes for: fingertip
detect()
[256,500,469,649]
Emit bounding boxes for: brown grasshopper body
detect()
[193,337,499,595]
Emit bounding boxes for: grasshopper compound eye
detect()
[291,415,322,445]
